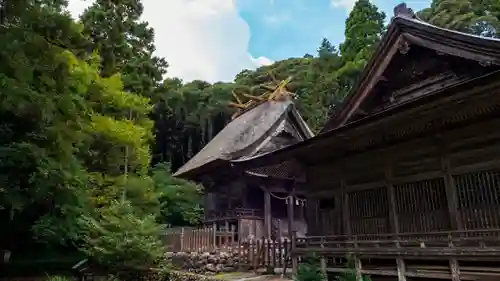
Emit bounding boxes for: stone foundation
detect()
[166,251,242,275]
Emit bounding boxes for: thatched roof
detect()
[173,100,313,180]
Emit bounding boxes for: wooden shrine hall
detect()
[174,80,313,242]
[236,3,500,281]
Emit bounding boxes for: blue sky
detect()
[239,0,431,61]
[67,0,431,83]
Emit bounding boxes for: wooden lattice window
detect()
[455,170,500,230]
[395,178,449,233]
[348,187,389,235]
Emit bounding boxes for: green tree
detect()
[336,0,385,101]
[340,0,385,63]
[79,0,167,97]
[317,37,337,58]
[418,0,500,37]
[152,163,203,226]
[0,0,93,250]
[79,200,164,270]
[0,0,165,271]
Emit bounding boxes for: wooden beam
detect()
[228,101,247,109]
[243,93,266,102]
[232,91,243,104]
[338,35,405,127]
[403,32,500,65]
[264,187,272,239]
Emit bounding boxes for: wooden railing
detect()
[204,208,264,221]
[295,229,500,258]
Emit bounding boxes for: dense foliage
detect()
[1,0,499,274]
[294,254,326,281]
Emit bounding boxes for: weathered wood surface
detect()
[295,229,500,259]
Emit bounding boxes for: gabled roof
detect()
[173,100,313,180]
[231,3,500,169]
[321,3,500,132]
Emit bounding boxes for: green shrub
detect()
[335,256,371,281]
[295,253,326,281]
[78,200,165,272]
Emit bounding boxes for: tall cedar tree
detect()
[340,0,385,63]
[79,0,167,98]
[336,0,385,100]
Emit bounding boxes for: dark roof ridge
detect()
[393,2,416,19]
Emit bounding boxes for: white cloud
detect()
[251,56,274,66]
[331,0,356,12]
[263,13,291,25]
[66,0,273,83]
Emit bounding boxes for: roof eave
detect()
[320,17,402,132]
[172,158,226,180]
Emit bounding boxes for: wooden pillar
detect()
[354,257,362,281]
[438,134,462,230]
[448,234,461,281]
[278,219,282,239]
[291,230,298,275]
[320,237,327,280]
[386,157,406,281]
[450,259,461,281]
[396,259,407,281]
[287,188,297,275]
[252,219,257,239]
[341,179,351,236]
[237,218,242,241]
[264,187,272,239]
[287,194,295,239]
[203,193,209,220]
[212,222,217,248]
[439,135,462,281]
[385,157,399,233]
[264,187,274,274]
[242,184,248,208]
[180,227,185,252]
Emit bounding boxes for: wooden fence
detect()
[162,226,237,252]
[239,238,293,271]
[162,227,294,271]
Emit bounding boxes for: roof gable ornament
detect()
[229,75,297,120]
[394,3,415,19]
[398,39,411,54]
